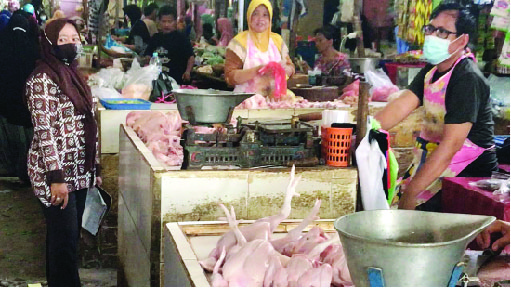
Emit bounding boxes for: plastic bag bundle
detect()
[258,61,287,100]
[122,59,160,100]
[88,67,126,90]
[365,69,400,102]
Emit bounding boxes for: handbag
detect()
[82,186,112,235]
[150,73,178,103]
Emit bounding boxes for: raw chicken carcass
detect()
[218,205,282,287]
[271,199,322,254]
[200,166,301,272]
[321,243,353,286]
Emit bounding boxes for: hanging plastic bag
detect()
[122,59,160,100]
[365,69,399,102]
[355,116,390,210]
[258,61,287,100]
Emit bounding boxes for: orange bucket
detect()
[325,127,353,167]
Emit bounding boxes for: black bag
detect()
[150,73,176,102]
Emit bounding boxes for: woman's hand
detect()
[96,177,103,187]
[50,183,69,209]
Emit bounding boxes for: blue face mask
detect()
[423,35,461,65]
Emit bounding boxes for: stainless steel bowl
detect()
[173,89,254,124]
[349,58,380,73]
[334,210,495,287]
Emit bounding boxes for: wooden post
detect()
[354,80,370,212]
[353,0,365,58]
[355,81,370,148]
[288,0,301,58]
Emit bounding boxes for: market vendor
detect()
[224,0,294,97]
[374,3,498,211]
[145,6,195,84]
[313,25,350,75]
[123,5,151,55]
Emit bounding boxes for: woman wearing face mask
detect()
[224,0,294,98]
[374,3,497,211]
[24,19,101,286]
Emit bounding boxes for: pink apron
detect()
[234,34,282,95]
[398,54,492,207]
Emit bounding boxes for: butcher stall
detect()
[118,123,358,286]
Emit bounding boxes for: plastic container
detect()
[325,127,353,167]
[99,98,151,110]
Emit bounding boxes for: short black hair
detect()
[158,5,177,20]
[144,3,158,17]
[314,25,341,50]
[430,3,476,39]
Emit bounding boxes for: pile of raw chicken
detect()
[199,167,353,287]
[237,80,362,109]
[125,111,235,168]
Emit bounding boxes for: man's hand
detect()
[96,177,102,187]
[477,220,510,251]
[50,183,69,209]
[182,71,191,82]
[398,191,417,210]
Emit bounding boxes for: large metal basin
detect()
[173,89,254,124]
[334,210,495,287]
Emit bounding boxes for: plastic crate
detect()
[99,98,151,110]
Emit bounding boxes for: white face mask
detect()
[423,35,462,65]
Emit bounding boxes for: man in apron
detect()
[375,3,498,211]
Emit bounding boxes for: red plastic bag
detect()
[258,61,287,99]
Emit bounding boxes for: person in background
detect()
[24,19,101,286]
[201,22,217,45]
[477,220,510,252]
[224,0,294,97]
[123,4,151,54]
[143,3,158,36]
[0,10,11,31]
[46,9,65,25]
[145,6,195,84]
[374,3,498,211]
[313,25,350,75]
[7,0,20,13]
[216,17,233,47]
[0,8,40,183]
[184,15,196,41]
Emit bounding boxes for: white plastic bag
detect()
[88,67,126,90]
[356,116,390,210]
[122,59,160,100]
[365,69,399,102]
[91,86,123,99]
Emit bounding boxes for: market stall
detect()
[118,123,358,286]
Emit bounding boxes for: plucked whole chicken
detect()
[200,166,353,287]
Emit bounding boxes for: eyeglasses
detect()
[422,24,457,39]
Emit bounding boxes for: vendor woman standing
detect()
[375,3,497,211]
[224,0,294,97]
